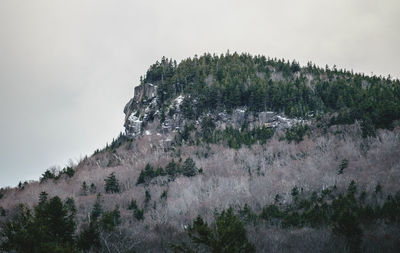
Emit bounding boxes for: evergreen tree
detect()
[39,191,48,204]
[181,96,195,120]
[166,160,180,177]
[40,169,56,183]
[145,190,151,204]
[136,170,146,185]
[333,208,363,253]
[128,199,138,210]
[99,205,121,231]
[134,208,144,220]
[338,159,349,175]
[77,222,100,252]
[173,208,255,253]
[104,172,120,193]
[182,157,198,177]
[91,194,103,221]
[64,197,76,216]
[0,194,78,253]
[90,183,97,194]
[80,181,88,196]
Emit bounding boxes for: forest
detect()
[143,52,399,137]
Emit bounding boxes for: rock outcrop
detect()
[133,83,157,102]
[124,83,157,137]
[124,83,308,137]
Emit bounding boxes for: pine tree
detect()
[99,205,121,231]
[173,208,255,253]
[80,181,88,196]
[104,172,120,193]
[91,194,103,221]
[145,190,151,204]
[77,222,100,251]
[166,160,179,177]
[134,208,144,220]
[128,199,138,210]
[64,197,76,216]
[39,191,48,205]
[89,183,97,194]
[1,194,78,252]
[182,157,198,177]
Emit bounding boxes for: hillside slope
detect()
[1,52,400,253]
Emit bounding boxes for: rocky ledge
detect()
[123,83,309,137]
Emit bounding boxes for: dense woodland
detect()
[144,52,399,137]
[1,53,400,252]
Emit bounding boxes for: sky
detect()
[0,0,399,187]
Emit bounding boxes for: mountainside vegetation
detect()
[143,52,399,137]
[1,52,400,253]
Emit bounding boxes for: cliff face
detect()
[123,83,157,136]
[133,83,157,102]
[123,83,308,137]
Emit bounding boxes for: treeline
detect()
[142,52,400,137]
[174,120,311,149]
[14,166,76,191]
[176,125,275,149]
[39,166,75,183]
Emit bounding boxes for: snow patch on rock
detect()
[174,95,184,107]
[125,111,142,137]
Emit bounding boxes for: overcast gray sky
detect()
[0,0,399,187]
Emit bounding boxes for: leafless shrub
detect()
[248,226,347,253]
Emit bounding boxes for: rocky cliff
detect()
[123,83,158,136]
[123,83,308,138]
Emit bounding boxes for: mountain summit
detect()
[1,52,400,252]
[124,53,399,140]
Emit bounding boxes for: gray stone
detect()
[232,109,246,127]
[258,111,276,123]
[134,83,157,102]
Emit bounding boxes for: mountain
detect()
[1,52,400,253]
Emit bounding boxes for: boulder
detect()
[258,111,275,123]
[134,83,157,102]
[232,109,246,127]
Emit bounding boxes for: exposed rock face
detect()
[123,83,308,137]
[212,109,306,131]
[232,109,246,128]
[125,110,142,137]
[258,111,275,123]
[161,95,185,134]
[124,83,157,137]
[133,83,157,102]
